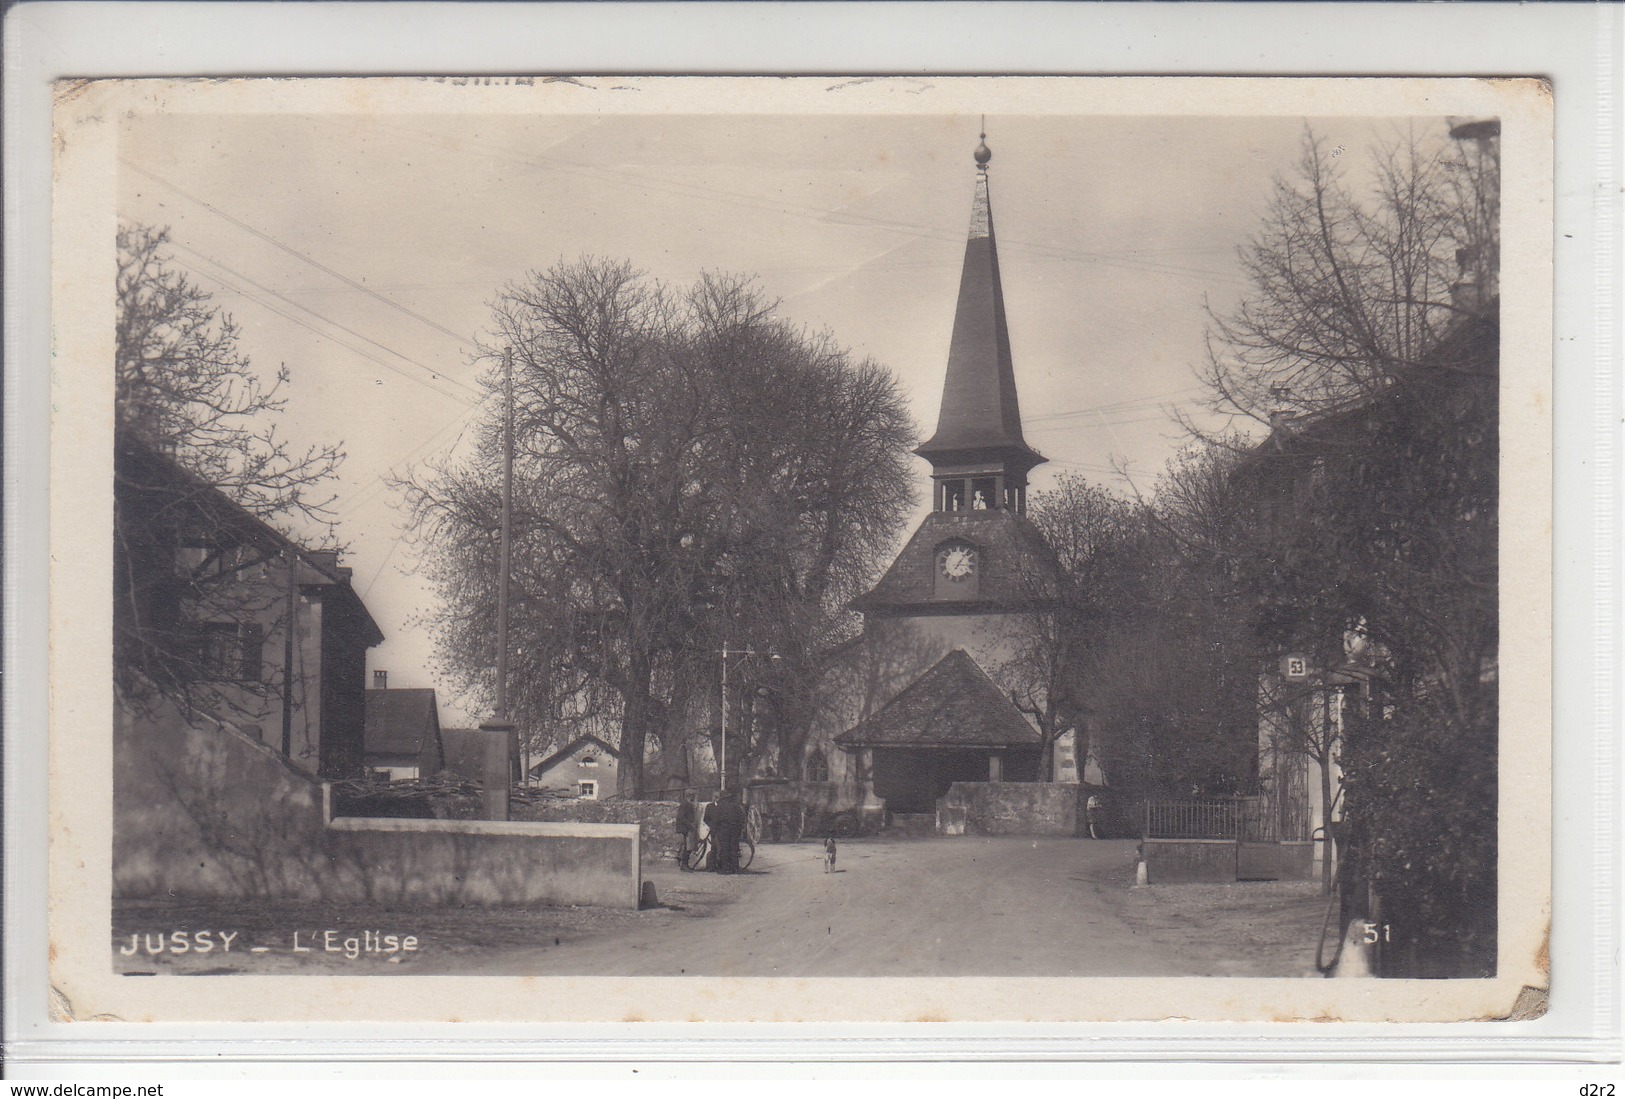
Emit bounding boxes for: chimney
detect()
[305,549,340,575]
[1267,385,1297,432]
[1448,118,1500,313]
[373,670,387,690]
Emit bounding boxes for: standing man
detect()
[675,789,700,870]
[707,788,747,873]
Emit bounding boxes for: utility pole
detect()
[280,547,297,759]
[720,641,731,792]
[496,345,514,721]
[480,346,518,820]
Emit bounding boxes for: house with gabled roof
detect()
[362,671,445,781]
[529,734,620,800]
[115,435,383,779]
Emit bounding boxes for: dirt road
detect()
[424,837,1324,978]
[115,837,1326,978]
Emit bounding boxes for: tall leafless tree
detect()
[117,225,343,522]
[1198,126,1478,427]
[401,259,915,797]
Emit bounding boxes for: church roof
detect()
[852,508,1065,616]
[914,138,1045,472]
[834,649,1040,750]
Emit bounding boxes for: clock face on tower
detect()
[938,542,978,582]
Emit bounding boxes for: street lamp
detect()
[718,640,778,792]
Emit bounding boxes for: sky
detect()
[118,97,1449,725]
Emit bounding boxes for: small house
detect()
[362,672,445,781]
[529,734,620,799]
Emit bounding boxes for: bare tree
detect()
[995,473,1142,781]
[1199,126,1475,427]
[117,225,343,522]
[402,259,915,797]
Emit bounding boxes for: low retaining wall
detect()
[1140,839,1319,884]
[1140,838,1236,884]
[326,800,640,908]
[114,698,642,908]
[938,782,1082,836]
[1242,840,1317,882]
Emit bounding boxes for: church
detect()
[800,134,1086,827]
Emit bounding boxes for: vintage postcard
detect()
[46,75,1551,1025]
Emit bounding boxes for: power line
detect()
[174,243,484,406]
[176,255,500,518]
[1022,385,1207,426]
[358,534,405,600]
[123,159,475,347]
[1026,412,1173,434]
[337,402,487,520]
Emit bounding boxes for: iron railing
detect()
[1141,795,1302,841]
[1142,797,1241,840]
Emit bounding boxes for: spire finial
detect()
[974,117,991,172]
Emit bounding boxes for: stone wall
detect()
[753,781,883,839]
[325,809,640,907]
[115,697,642,908]
[938,781,1082,836]
[431,794,680,868]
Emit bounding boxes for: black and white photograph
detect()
[46,75,1551,1023]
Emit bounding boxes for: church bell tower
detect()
[851,131,1059,618]
[913,133,1047,516]
[831,131,1069,807]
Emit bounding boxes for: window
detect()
[238,623,265,681]
[805,749,830,783]
[190,622,264,682]
[580,754,598,768]
[579,780,597,799]
[178,533,261,580]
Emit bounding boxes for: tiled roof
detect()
[117,437,385,647]
[531,733,621,778]
[852,508,1065,614]
[363,688,440,758]
[835,649,1041,749]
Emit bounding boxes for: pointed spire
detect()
[916,129,1045,499]
[969,127,993,239]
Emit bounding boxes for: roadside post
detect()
[478,721,516,821]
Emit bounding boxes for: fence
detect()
[1139,795,1316,884]
[1141,796,1291,840]
[1142,797,1242,839]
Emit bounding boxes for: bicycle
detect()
[683,817,758,872]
